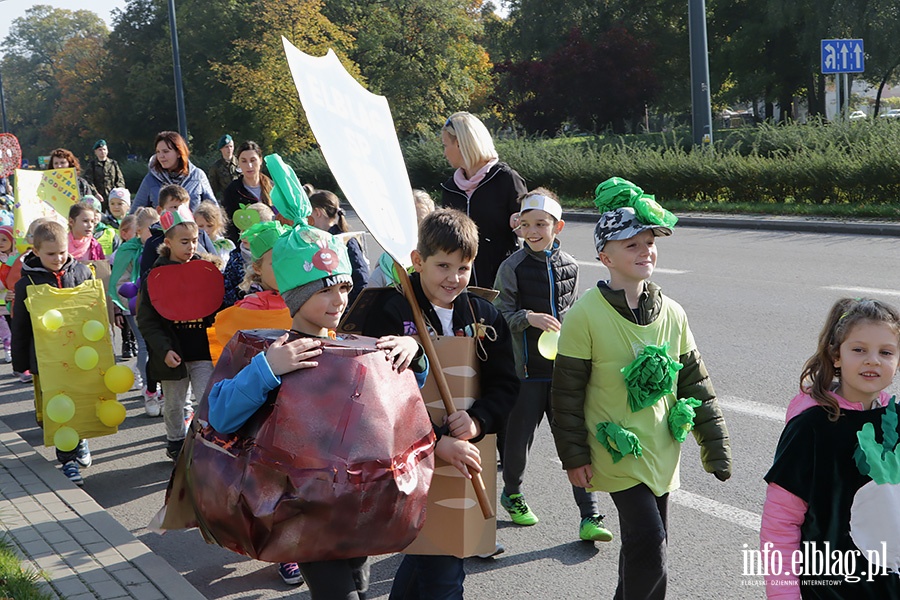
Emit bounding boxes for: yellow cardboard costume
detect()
[26,279,126,445]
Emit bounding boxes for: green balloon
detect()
[46,394,76,424]
[82,320,106,342]
[53,426,80,452]
[74,346,99,371]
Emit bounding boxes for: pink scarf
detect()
[68,232,91,261]
[453,158,499,199]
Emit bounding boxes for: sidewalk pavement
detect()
[0,418,205,600]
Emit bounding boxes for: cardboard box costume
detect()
[25,279,126,445]
[341,288,499,558]
[156,331,435,563]
[402,335,497,558]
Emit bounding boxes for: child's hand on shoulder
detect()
[566,464,593,488]
[164,350,182,368]
[526,312,561,332]
[375,335,420,373]
[436,435,481,478]
[446,410,480,441]
[265,333,322,376]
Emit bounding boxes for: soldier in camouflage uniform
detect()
[84,139,126,209]
[208,134,239,202]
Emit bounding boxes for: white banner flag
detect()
[281,38,418,268]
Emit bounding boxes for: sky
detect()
[0,0,128,52]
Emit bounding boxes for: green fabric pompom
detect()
[854,397,900,484]
[594,177,678,229]
[633,195,678,228]
[668,397,702,443]
[595,422,643,463]
[621,342,683,412]
[594,177,643,214]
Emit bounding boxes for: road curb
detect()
[561,210,900,237]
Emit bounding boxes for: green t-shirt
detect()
[558,286,695,496]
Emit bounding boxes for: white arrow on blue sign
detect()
[821,39,864,74]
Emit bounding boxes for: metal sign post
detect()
[822,39,864,121]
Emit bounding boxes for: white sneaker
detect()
[144,389,162,418]
[3,348,11,363]
[132,372,144,391]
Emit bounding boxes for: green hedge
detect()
[122,120,900,208]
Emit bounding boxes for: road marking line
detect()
[671,489,761,532]
[576,260,689,275]
[718,395,785,423]
[823,285,900,298]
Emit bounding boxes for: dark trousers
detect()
[388,554,465,600]
[609,483,668,600]
[503,380,599,518]
[298,557,369,600]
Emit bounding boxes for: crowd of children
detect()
[14,134,900,600]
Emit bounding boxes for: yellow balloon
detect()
[46,394,76,424]
[537,329,560,360]
[97,400,126,427]
[53,426,80,452]
[82,320,106,342]
[41,309,64,331]
[104,365,134,395]
[74,346,99,370]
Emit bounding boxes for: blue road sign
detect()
[822,39,864,74]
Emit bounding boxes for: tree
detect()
[501,0,691,114]
[500,27,660,134]
[1,5,109,156]
[98,0,174,154]
[324,0,493,137]
[211,0,358,153]
[855,0,900,116]
[49,35,109,145]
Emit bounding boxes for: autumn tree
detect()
[212,0,358,153]
[0,5,109,156]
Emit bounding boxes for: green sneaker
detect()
[500,492,539,526]
[580,515,613,542]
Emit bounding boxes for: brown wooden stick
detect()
[395,263,494,519]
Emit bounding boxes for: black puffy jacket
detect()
[492,240,578,379]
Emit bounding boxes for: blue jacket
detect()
[131,160,215,213]
[208,336,429,434]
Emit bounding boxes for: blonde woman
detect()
[440,112,527,289]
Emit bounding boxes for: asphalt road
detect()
[2,220,899,599]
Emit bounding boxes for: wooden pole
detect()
[395,263,493,519]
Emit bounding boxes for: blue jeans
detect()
[388,555,464,600]
[124,314,147,382]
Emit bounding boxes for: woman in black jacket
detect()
[440,112,527,289]
[221,141,273,244]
